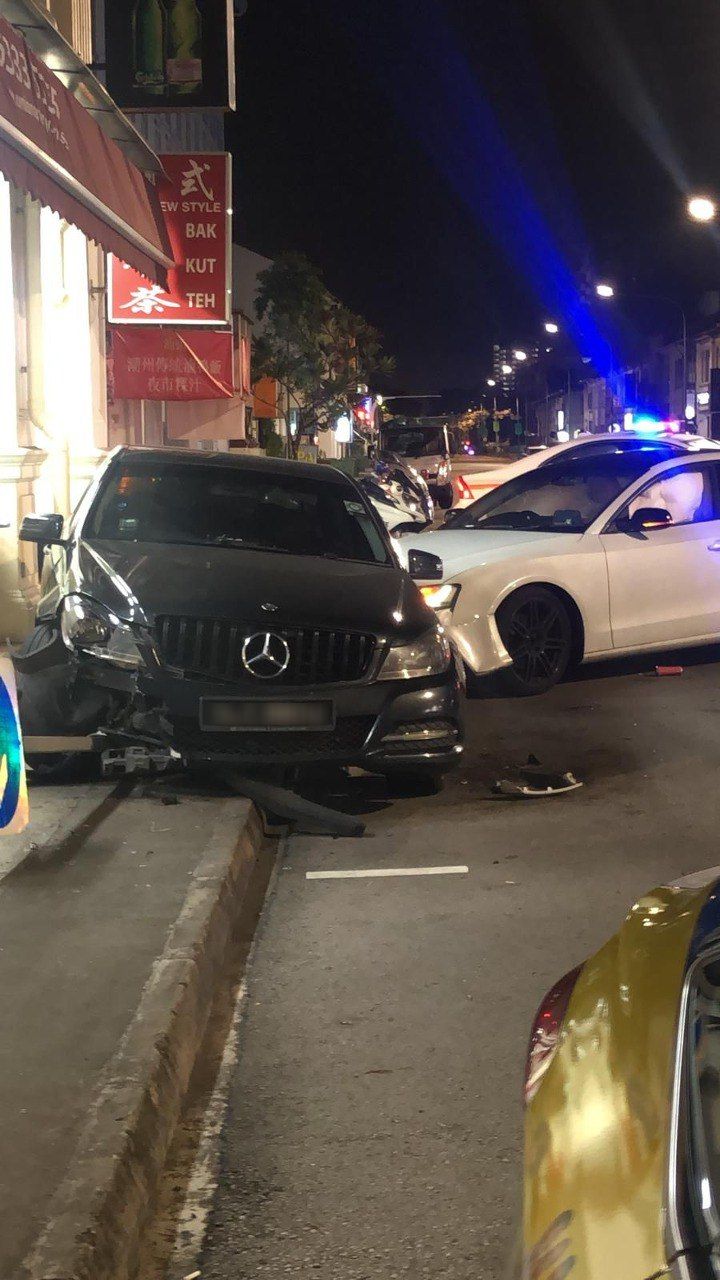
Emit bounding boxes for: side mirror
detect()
[621,506,673,534]
[19,513,65,545]
[407,548,443,581]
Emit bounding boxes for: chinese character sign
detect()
[110,328,235,400]
[109,153,231,325]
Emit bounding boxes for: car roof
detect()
[112,446,354,487]
[521,445,687,477]
[549,431,719,450]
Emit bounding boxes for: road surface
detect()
[199,646,720,1279]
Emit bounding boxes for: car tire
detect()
[495,586,573,696]
[383,770,443,798]
[437,485,454,510]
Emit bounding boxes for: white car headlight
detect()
[420,583,461,612]
[379,627,452,681]
[60,595,145,670]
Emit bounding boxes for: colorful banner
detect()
[0,658,28,835]
[104,0,236,111]
[109,153,231,326]
[110,327,235,400]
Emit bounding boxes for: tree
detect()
[253,253,394,455]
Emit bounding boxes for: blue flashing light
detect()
[628,414,683,435]
[632,415,663,433]
[347,0,619,378]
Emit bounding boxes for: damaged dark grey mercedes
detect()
[12,448,463,791]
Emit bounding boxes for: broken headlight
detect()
[60,595,145,670]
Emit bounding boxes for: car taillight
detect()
[456,476,473,501]
[524,965,583,1105]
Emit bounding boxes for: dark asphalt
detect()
[200,647,720,1279]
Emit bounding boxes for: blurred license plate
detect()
[200,699,334,731]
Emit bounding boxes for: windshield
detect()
[87,458,391,564]
[450,451,673,533]
[383,428,446,459]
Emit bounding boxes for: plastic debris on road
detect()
[492,755,584,800]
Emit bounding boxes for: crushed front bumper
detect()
[132,664,463,773]
[16,643,464,775]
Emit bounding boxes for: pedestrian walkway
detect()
[0,783,249,1279]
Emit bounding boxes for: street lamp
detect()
[688,195,717,224]
[596,283,615,299]
[544,321,559,335]
[514,349,528,361]
[486,378,496,387]
[501,363,512,375]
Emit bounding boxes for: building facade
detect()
[0,0,171,640]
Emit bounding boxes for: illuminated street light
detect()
[688,195,717,224]
[544,321,559,335]
[596,283,615,299]
[501,363,512,375]
[487,378,496,387]
[514,349,528,361]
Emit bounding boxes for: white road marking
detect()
[306,866,469,880]
[158,849,284,1280]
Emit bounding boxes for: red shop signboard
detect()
[110,328,235,400]
[109,153,231,326]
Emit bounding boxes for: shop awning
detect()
[0,11,173,282]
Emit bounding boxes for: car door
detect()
[600,460,720,649]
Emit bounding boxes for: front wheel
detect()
[495,587,573,696]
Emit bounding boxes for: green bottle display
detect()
[166,0,203,95]
[133,0,165,94]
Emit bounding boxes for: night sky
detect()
[231,0,720,392]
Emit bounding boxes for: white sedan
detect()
[409,447,720,695]
[454,431,720,508]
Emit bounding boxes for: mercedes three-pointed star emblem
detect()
[241,632,291,679]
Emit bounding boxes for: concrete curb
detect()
[23,798,266,1280]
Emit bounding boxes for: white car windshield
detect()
[451,449,674,533]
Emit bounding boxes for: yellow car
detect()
[522,871,720,1280]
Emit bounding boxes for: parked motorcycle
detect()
[356,469,432,535]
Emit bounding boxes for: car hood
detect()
[405,528,583,578]
[524,880,713,1277]
[73,539,431,639]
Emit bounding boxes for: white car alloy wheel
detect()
[494,586,574,696]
